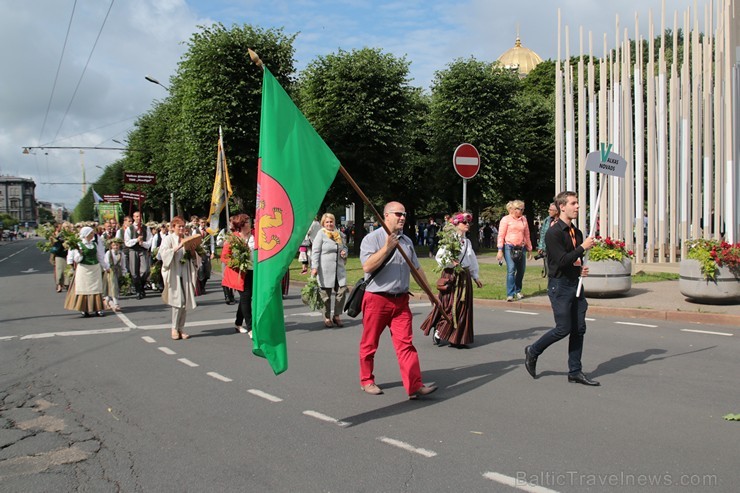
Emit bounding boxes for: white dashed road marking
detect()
[177,358,199,367]
[247,389,283,402]
[0,246,29,262]
[506,310,539,315]
[376,436,437,458]
[141,336,156,343]
[483,471,560,493]
[615,321,657,328]
[207,372,232,382]
[158,347,176,355]
[303,410,350,427]
[681,328,733,336]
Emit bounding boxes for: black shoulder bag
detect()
[344,250,394,318]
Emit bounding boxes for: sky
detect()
[0,0,705,210]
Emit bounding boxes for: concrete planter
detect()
[582,258,632,297]
[679,259,740,304]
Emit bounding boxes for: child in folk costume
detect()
[103,238,126,312]
[64,226,110,317]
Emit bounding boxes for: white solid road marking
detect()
[376,436,437,458]
[141,336,156,343]
[483,472,560,493]
[303,410,350,427]
[615,321,657,328]
[177,358,199,367]
[287,311,323,318]
[158,347,176,355]
[207,372,232,382]
[136,318,234,330]
[506,310,539,315]
[681,328,733,337]
[585,317,596,321]
[248,389,283,402]
[21,328,130,339]
[116,312,138,329]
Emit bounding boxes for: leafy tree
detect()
[121,24,297,221]
[429,59,526,230]
[167,23,297,217]
[298,48,416,251]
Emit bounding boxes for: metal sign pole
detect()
[462,178,467,212]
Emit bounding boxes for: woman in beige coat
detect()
[160,216,200,340]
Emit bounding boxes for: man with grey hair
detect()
[359,201,437,399]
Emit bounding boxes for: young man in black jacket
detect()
[524,191,600,386]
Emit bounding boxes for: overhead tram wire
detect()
[51,0,117,144]
[38,0,78,183]
[38,0,77,146]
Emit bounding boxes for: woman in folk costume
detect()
[103,238,125,312]
[310,213,349,328]
[421,212,483,348]
[159,216,201,340]
[220,214,255,336]
[64,226,109,317]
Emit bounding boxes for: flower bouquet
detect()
[434,223,464,273]
[60,228,82,252]
[301,276,323,311]
[589,236,634,262]
[225,233,252,272]
[36,223,57,253]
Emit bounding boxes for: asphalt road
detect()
[1,239,738,492]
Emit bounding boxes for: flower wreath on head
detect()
[451,212,472,226]
[106,237,124,249]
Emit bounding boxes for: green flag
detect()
[252,67,340,375]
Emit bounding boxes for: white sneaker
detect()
[248,330,253,339]
[238,326,249,334]
[506,296,514,302]
[515,293,524,300]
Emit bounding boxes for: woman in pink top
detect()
[496,200,533,301]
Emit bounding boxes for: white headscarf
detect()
[79,226,95,246]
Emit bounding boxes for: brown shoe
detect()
[409,385,437,400]
[332,316,344,327]
[361,383,383,395]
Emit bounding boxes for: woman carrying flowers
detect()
[221,214,255,336]
[311,213,348,327]
[64,226,109,317]
[160,216,201,340]
[421,212,483,348]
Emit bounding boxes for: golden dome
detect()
[497,36,543,76]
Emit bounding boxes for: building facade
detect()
[0,176,37,226]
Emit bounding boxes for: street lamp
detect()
[145,75,170,91]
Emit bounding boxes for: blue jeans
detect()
[530,277,589,374]
[504,245,527,297]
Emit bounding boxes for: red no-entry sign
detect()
[453,143,480,179]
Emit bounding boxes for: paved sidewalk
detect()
[475,257,740,328]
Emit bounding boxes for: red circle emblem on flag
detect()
[255,171,294,262]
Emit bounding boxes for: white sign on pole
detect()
[585,145,627,178]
